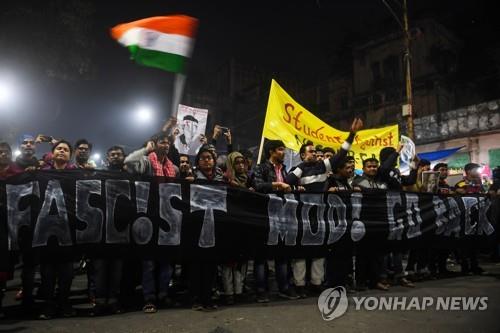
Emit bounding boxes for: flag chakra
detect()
[111,15,198,73]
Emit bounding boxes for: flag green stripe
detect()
[127,45,186,73]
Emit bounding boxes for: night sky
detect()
[0,0,497,157]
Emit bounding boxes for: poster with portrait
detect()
[174,104,208,156]
[421,171,440,193]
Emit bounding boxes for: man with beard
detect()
[179,153,194,180]
[105,146,126,171]
[252,140,298,302]
[284,118,363,298]
[125,133,179,313]
[434,163,452,194]
[14,134,40,171]
[12,135,41,311]
[89,145,128,315]
[74,139,96,169]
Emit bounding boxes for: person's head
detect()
[379,147,397,166]
[195,148,216,173]
[151,132,170,156]
[264,140,286,163]
[299,141,316,163]
[179,154,191,173]
[227,151,246,176]
[433,162,448,180]
[315,145,324,161]
[464,163,481,180]
[74,139,92,164]
[19,134,36,159]
[52,140,73,165]
[180,115,199,145]
[200,144,217,159]
[334,156,354,179]
[323,147,335,159]
[239,149,254,171]
[345,156,356,177]
[0,142,12,166]
[418,159,431,171]
[362,158,379,178]
[106,145,125,169]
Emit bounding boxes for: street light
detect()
[0,79,16,108]
[135,105,154,124]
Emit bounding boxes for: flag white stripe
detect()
[118,27,194,58]
[298,173,328,185]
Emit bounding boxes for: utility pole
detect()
[402,0,414,140]
[382,0,415,140]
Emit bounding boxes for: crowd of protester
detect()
[0,117,499,319]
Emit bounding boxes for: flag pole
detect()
[256,135,265,165]
[171,73,186,118]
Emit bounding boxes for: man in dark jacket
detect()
[252,140,298,302]
[377,143,418,287]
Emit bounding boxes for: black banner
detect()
[0,171,497,261]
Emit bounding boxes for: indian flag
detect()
[111,15,198,73]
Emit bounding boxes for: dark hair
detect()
[379,147,396,163]
[264,140,285,159]
[107,145,125,155]
[299,141,314,160]
[239,149,253,160]
[179,153,190,162]
[75,139,92,151]
[0,141,12,153]
[464,163,480,173]
[315,145,324,153]
[323,147,335,155]
[346,155,355,162]
[433,162,448,171]
[418,159,431,167]
[195,148,217,168]
[52,139,73,155]
[150,132,170,144]
[333,156,351,172]
[362,158,379,167]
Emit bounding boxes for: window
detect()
[489,148,500,168]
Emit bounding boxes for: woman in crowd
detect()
[39,140,76,319]
[221,152,252,304]
[189,147,224,311]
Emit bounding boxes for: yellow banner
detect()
[262,80,399,169]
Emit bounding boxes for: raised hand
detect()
[350,118,364,132]
[213,125,222,139]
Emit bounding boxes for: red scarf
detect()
[148,152,176,177]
